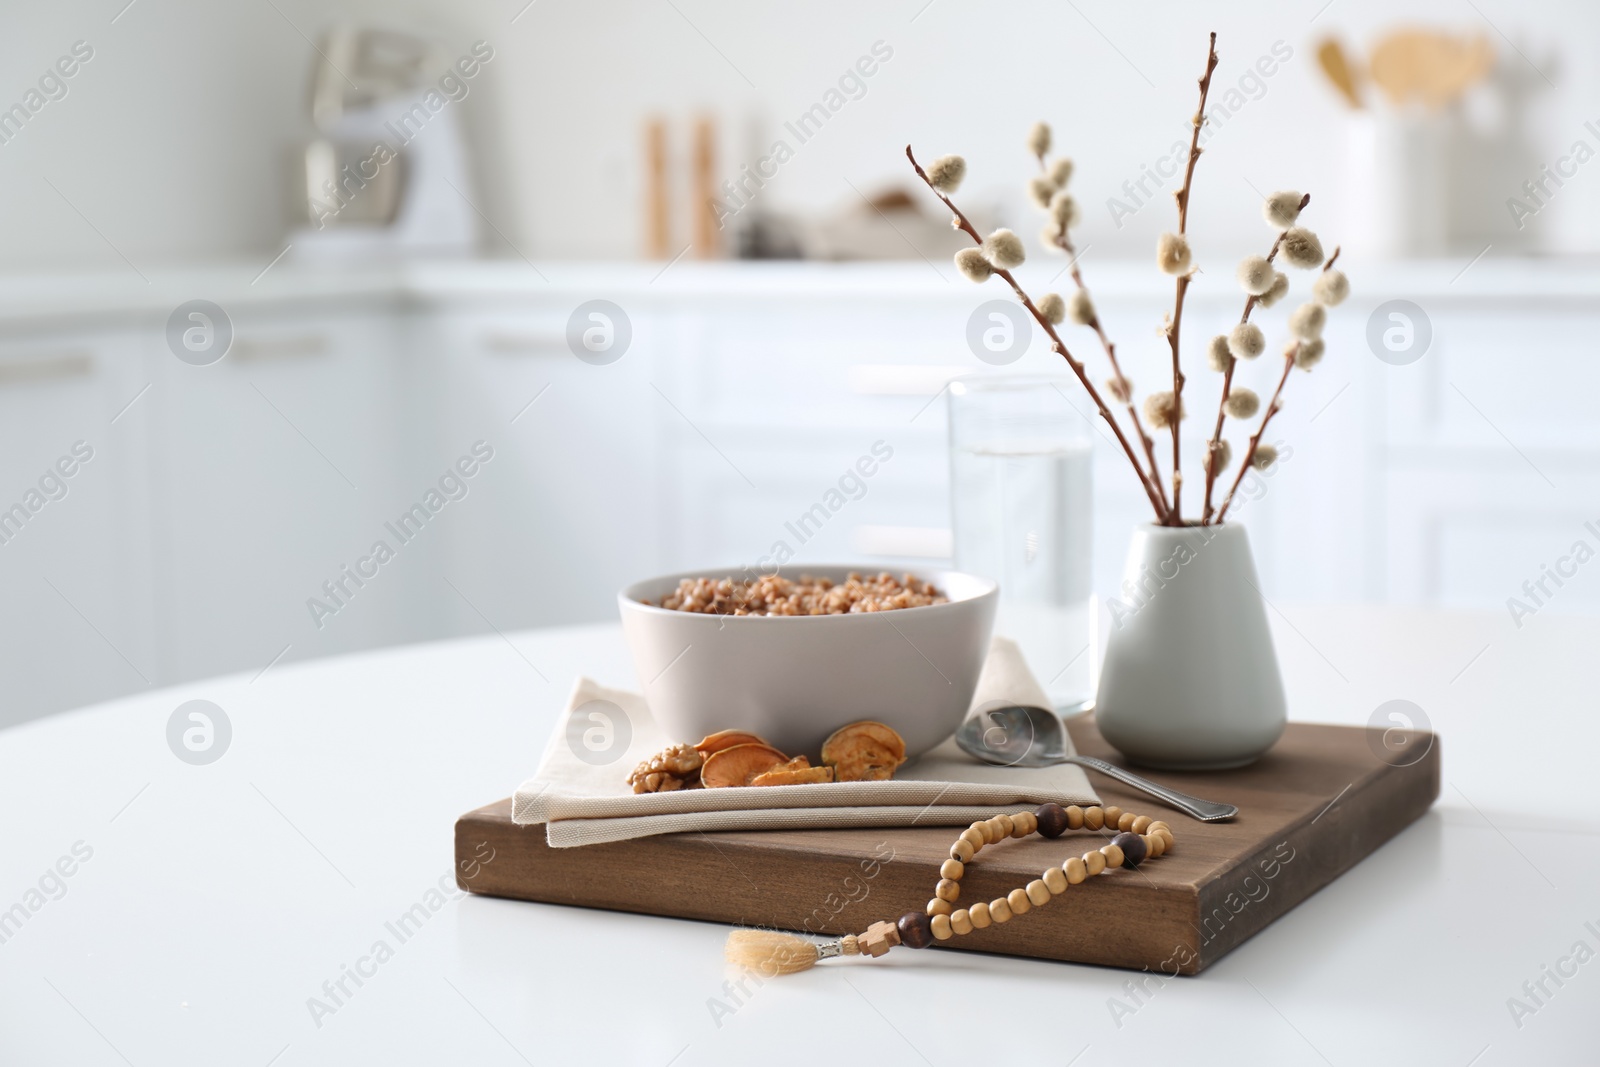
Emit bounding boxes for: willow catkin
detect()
[1313,269,1349,306]
[1027,176,1056,208]
[1207,334,1234,372]
[1143,390,1184,429]
[1027,121,1052,157]
[1049,191,1078,228]
[926,154,966,193]
[1236,255,1274,295]
[1280,227,1324,269]
[1038,292,1067,325]
[1293,338,1326,370]
[955,247,992,282]
[1258,271,1289,308]
[1263,190,1303,229]
[1225,388,1260,419]
[1068,290,1095,325]
[1288,301,1326,341]
[1156,232,1192,275]
[1228,322,1266,360]
[983,228,1026,269]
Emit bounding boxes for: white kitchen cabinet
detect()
[410,299,664,635]
[142,297,415,685]
[0,322,157,726]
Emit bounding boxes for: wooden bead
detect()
[1144,832,1165,858]
[1084,806,1104,831]
[1148,820,1170,835]
[897,911,935,949]
[1011,811,1036,837]
[951,839,975,863]
[1111,831,1147,869]
[1117,812,1137,832]
[1025,879,1051,907]
[941,859,965,881]
[1065,804,1084,830]
[1084,850,1107,876]
[930,913,954,941]
[993,814,1015,838]
[989,898,1013,923]
[1103,806,1122,830]
[927,897,953,916]
[1034,803,1068,838]
[1101,842,1125,869]
[1004,888,1029,915]
[970,821,995,845]
[1042,866,1068,894]
[960,828,985,850]
[950,908,974,935]
[1064,856,1087,884]
[969,902,992,929]
[935,878,961,902]
[1156,829,1174,851]
[1131,815,1152,834]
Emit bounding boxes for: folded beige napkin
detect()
[513,636,1099,846]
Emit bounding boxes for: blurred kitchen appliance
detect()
[290,26,477,259]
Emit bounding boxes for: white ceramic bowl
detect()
[618,566,998,760]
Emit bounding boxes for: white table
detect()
[1,606,1594,1066]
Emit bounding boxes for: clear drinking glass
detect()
[948,376,1094,712]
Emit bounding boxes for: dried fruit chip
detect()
[751,764,836,786]
[700,743,788,787]
[821,721,908,782]
[693,730,771,759]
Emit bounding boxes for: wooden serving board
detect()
[455,719,1439,974]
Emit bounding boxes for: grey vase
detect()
[1094,523,1286,769]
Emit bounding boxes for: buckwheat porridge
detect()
[652,572,946,616]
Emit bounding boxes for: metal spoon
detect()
[954,704,1239,822]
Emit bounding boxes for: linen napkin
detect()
[513,636,1099,846]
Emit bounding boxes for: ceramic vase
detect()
[1094,523,1286,769]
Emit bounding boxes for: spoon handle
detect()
[1064,755,1239,822]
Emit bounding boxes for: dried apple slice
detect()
[694,730,772,759]
[751,763,836,786]
[700,743,788,787]
[821,721,908,782]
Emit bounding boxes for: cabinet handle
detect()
[481,331,567,355]
[231,335,328,361]
[0,351,93,385]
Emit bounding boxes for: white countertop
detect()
[2,256,1599,327]
[0,604,1594,1065]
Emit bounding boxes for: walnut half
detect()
[627,742,704,793]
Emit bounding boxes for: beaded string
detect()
[725,802,1176,974]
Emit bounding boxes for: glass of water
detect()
[948,375,1094,712]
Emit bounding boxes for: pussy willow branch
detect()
[1035,158,1171,518]
[1213,345,1294,524]
[1164,30,1219,526]
[1200,193,1309,525]
[907,146,1168,521]
[1214,245,1342,524]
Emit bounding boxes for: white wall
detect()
[0,0,1592,270]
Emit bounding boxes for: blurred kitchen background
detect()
[1,0,1595,728]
